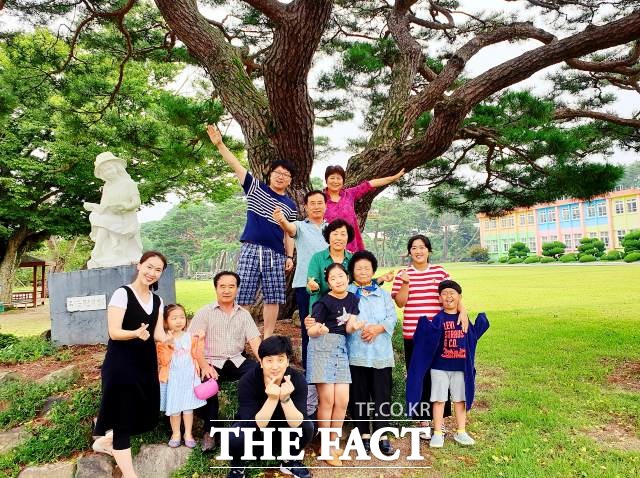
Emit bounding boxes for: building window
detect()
[573,234,582,247]
[519,214,526,226]
[586,205,596,218]
[548,209,556,223]
[615,201,624,214]
[502,242,510,252]
[589,232,597,238]
[564,234,573,249]
[490,219,497,229]
[597,203,607,217]
[527,212,535,224]
[528,237,536,251]
[561,208,570,221]
[600,231,609,248]
[539,210,547,224]
[484,219,490,230]
[541,236,548,244]
[571,207,580,220]
[487,240,498,253]
[617,230,626,247]
[627,199,638,213]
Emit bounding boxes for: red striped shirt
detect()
[391,264,450,339]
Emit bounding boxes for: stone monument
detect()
[49,152,176,345]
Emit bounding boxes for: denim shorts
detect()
[306,333,351,384]
[430,369,466,402]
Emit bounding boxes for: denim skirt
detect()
[306,333,351,384]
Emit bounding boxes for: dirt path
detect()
[0,300,51,336]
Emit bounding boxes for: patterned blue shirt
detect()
[347,283,397,369]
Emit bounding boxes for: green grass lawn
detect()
[177,263,640,477]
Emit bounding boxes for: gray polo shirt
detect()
[292,219,327,288]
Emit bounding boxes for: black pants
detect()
[228,420,315,467]
[350,365,392,435]
[295,287,311,371]
[198,359,257,433]
[404,338,451,420]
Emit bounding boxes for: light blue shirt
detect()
[347,284,397,369]
[292,219,327,288]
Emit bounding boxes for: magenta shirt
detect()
[324,181,374,253]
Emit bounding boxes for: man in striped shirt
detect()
[207,125,297,339]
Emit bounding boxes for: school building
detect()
[477,187,640,259]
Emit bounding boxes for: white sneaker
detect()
[429,433,444,448]
[453,431,475,446]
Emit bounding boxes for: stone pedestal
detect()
[49,265,176,345]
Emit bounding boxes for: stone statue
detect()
[84,152,143,269]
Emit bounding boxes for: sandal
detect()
[184,438,197,449]
[92,434,113,456]
[168,438,181,448]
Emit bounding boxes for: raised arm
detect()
[273,206,297,237]
[393,270,411,308]
[369,168,405,188]
[206,124,247,184]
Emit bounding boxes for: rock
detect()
[0,426,32,454]
[132,444,191,478]
[18,461,75,478]
[42,396,68,416]
[40,329,52,341]
[75,454,113,478]
[36,364,80,385]
[0,370,19,385]
[292,309,301,327]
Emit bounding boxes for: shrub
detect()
[577,237,605,257]
[540,256,556,263]
[0,336,56,365]
[508,242,530,259]
[0,334,18,349]
[508,257,524,264]
[541,241,566,257]
[579,254,597,262]
[621,230,640,254]
[487,259,496,264]
[601,250,622,261]
[623,251,640,263]
[523,256,541,263]
[559,253,578,262]
[467,245,490,262]
[498,256,508,263]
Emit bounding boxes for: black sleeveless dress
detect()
[95,286,161,437]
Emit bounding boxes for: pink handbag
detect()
[194,378,219,400]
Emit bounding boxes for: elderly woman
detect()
[323,165,404,253]
[347,250,397,456]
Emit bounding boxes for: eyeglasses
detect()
[272,170,292,179]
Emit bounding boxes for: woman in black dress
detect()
[92,251,169,478]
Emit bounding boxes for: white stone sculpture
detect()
[84,152,143,269]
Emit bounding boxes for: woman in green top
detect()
[306,219,354,314]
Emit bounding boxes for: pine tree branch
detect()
[242,0,289,24]
[554,107,640,127]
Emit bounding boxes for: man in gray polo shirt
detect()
[189,271,262,451]
[273,189,327,371]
